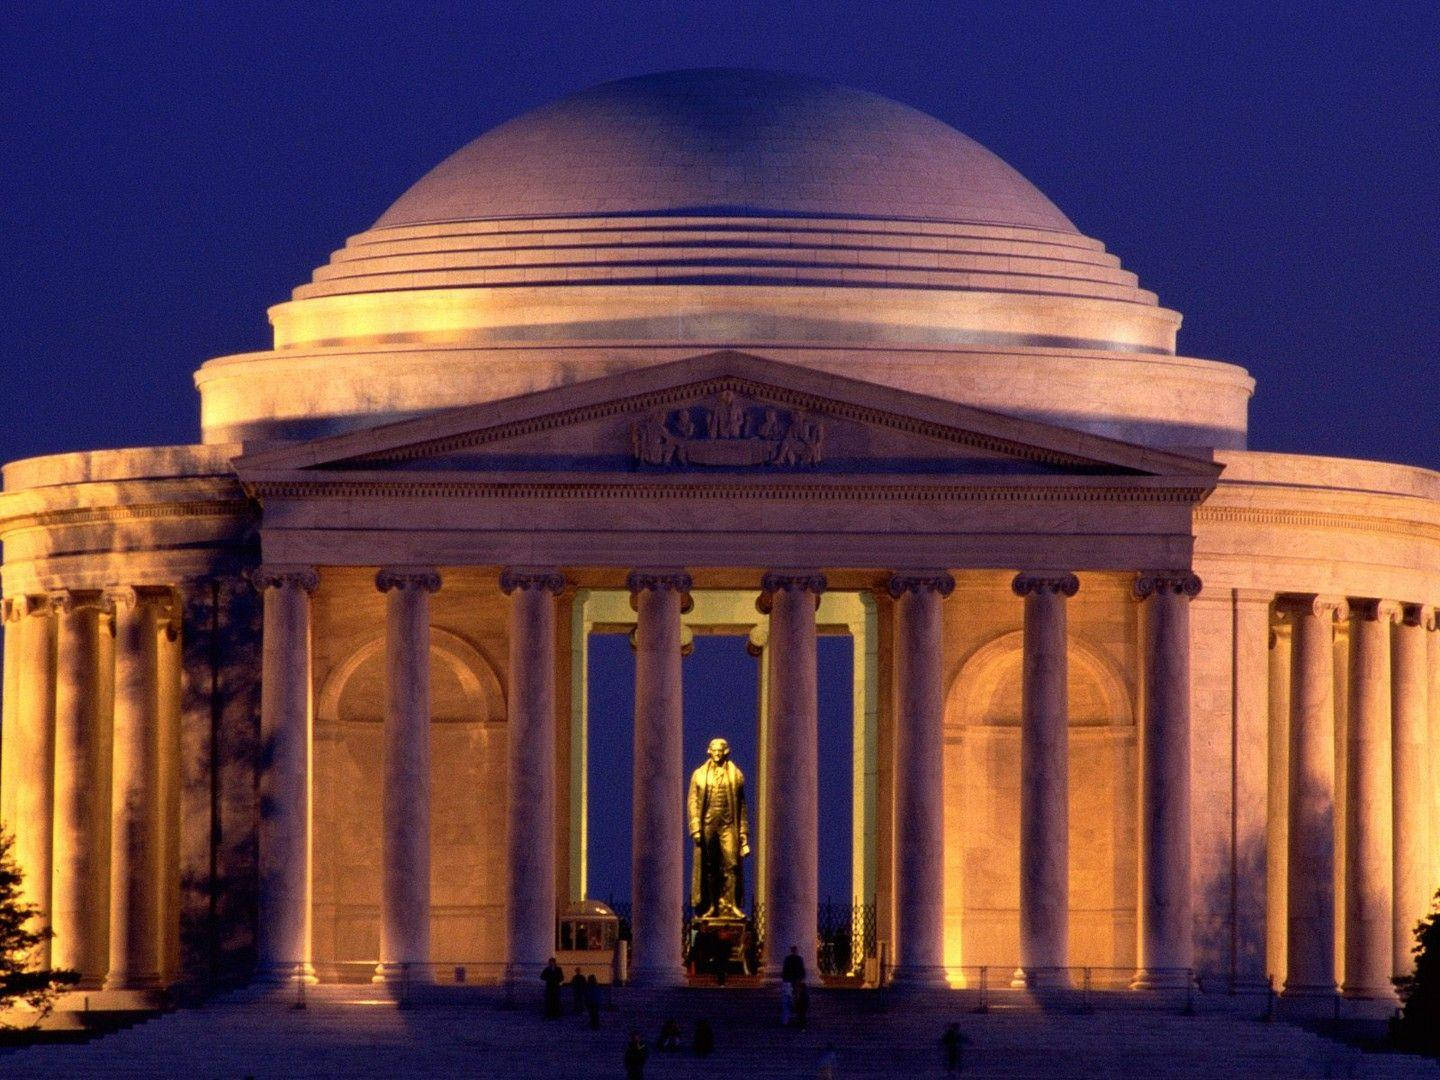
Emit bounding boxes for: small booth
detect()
[556,900,623,983]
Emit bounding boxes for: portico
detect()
[227,349,1217,986]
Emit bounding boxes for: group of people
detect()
[622,1016,717,1076]
[539,957,601,1028]
[540,951,973,1076]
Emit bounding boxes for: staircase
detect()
[1,984,1435,1078]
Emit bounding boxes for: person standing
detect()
[585,974,601,1030]
[693,1017,715,1058]
[816,1043,838,1079]
[941,1022,970,1074]
[623,1031,649,1080]
[569,967,586,1014]
[540,956,564,1019]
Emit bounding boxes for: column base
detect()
[102,970,165,991]
[372,962,434,986]
[1340,982,1397,1002]
[1130,968,1192,991]
[626,966,687,988]
[1281,980,1338,999]
[889,965,951,990]
[251,961,317,987]
[1012,966,1072,990]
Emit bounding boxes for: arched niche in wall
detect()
[317,625,505,725]
[311,626,508,972]
[941,628,1137,973]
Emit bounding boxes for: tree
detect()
[0,828,77,1026]
[1394,888,1440,1055]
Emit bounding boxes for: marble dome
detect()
[373,68,1079,232]
[197,69,1254,449]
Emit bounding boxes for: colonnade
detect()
[0,562,1203,990]
[1,586,180,990]
[1276,594,1436,1000]
[247,562,1197,988]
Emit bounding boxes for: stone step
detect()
[0,985,1431,1079]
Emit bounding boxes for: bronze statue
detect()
[688,737,749,918]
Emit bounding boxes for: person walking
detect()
[623,1031,649,1080]
[540,957,564,1019]
[941,1022,970,1074]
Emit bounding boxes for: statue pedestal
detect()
[688,916,753,980]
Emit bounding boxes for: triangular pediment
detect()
[234,351,1221,490]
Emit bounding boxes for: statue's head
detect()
[707,738,730,764]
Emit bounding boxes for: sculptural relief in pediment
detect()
[630,391,824,467]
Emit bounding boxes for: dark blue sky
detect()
[3,2,1436,905]
[3,1,1435,468]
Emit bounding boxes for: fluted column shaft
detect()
[1133,571,1201,989]
[1282,594,1346,996]
[52,591,109,985]
[106,587,164,988]
[376,568,441,983]
[890,571,954,987]
[11,597,56,967]
[1392,606,1432,977]
[254,567,318,983]
[1342,599,1398,998]
[627,570,691,986]
[1011,571,1078,988]
[759,571,825,980]
[502,568,564,978]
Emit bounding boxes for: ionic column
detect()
[1341,599,1399,998]
[105,586,164,989]
[253,566,318,984]
[890,571,954,987]
[1280,594,1347,997]
[627,570,691,986]
[51,590,109,986]
[10,595,56,967]
[758,571,825,981]
[501,568,565,979]
[1010,571,1078,989]
[375,568,441,984]
[1133,570,1202,990]
[1392,604,1431,979]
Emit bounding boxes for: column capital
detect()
[1012,571,1079,598]
[1409,604,1439,631]
[1133,570,1201,601]
[888,571,955,599]
[625,569,694,613]
[250,565,320,594]
[376,567,441,594]
[1349,598,1402,624]
[499,567,566,595]
[1275,593,1349,622]
[3,594,53,620]
[756,570,827,614]
[48,588,108,615]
